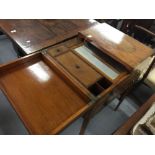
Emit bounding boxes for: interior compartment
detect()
[47,45,68,57]
[88,77,112,96]
[56,52,102,87]
[97,78,112,89]
[88,83,104,96]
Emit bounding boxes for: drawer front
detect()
[47,45,68,57]
[56,52,102,87]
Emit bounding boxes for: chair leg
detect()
[114,91,129,111]
[114,84,134,111]
[114,93,126,111]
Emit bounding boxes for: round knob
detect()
[57,49,60,52]
[75,64,80,69]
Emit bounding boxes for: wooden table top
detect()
[0,19,98,54]
[0,52,90,134]
[79,23,153,71]
[114,94,155,135]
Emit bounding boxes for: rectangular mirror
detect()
[74,45,119,80]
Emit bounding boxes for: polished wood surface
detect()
[79,23,153,71]
[114,94,155,135]
[0,19,98,54]
[56,52,102,87]
[0,53,90,134]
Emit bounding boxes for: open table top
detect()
[0,53,90,134]
[0,19,98,55]
[79,23,153,71]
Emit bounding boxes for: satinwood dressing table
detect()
[0,23,153,134]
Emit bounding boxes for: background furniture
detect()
[114,93,155,135]
[0,19,98,55]
[120,19,155,47]
[145,66,155,91]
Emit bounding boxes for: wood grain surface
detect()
[0,19,98,54]
[79,23,153,71]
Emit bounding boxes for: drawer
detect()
[56,52,102,87]
[47,45,68,57]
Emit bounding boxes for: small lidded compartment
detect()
[47,45,68,57]
[88,78,112,96]
[56,52,102,87]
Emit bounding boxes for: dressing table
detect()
[0,23,153,134]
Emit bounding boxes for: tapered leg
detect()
[114,84,134,111]
[79,113,91,135]
[114,93,126,111]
